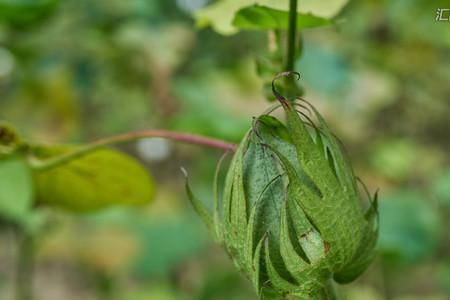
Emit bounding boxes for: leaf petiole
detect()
[28,130,237,171]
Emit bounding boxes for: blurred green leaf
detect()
[198,269,257,300]
[432,170,450,209]
[439,262,450,293]
[0,156,33,223]
[195,0,348,35]
[132,214,209,278]
[170,77,250,143]
[371,139,419,181]
[0,0,60,28]
[370,139,443,182]
[123,283,180,300]
[378,190,440,263]
[233,5,331,31]
[33,146,155,212]
[343,285,382,300]
[256,47,305,101]
[296,43,350,97]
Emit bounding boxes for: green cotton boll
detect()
[185,73,379,299]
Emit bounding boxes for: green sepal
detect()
[244,201,259,276]
[213,152,229,244]
[279,99,340,196]
[279,201,310,280]
[334,192,379,283]
[286,199,326,264]
[182,168,214,236]
[302,100,358,196]
[264,238,300,294]
[252,234,265,295]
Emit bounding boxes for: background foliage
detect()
[0,0,449,299]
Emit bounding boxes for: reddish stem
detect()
[29,130,237,170]
[109,130,237,151]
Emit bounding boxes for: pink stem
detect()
[29,130,237,170]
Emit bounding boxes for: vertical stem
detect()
[275,280,339,300]
[285,0,298,71]
[380,260,394,300]
[16,231,35,300]
[314,280,340,300]
[325,280,339,300]
[283,0,301,100]
[96,272,116,300]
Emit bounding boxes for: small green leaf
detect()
[0,157,33,223]
[33,146,155,212]
[233,5,332,31]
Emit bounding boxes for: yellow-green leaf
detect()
[233,5,332,31]
[0,157,33,223]
[33,146,155,212]
[195,0,347,35]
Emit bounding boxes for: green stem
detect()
[285,0,298,71]
[314,280,339,300]
[325,280,339,300]
[380,260,394,300]
[96,272,116,300]
[28,130,237,171]
[16,231,35,300]
[263,280,339,300]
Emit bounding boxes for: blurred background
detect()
[0,0,449,299]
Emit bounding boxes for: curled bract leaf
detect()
[185,73,378,299]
